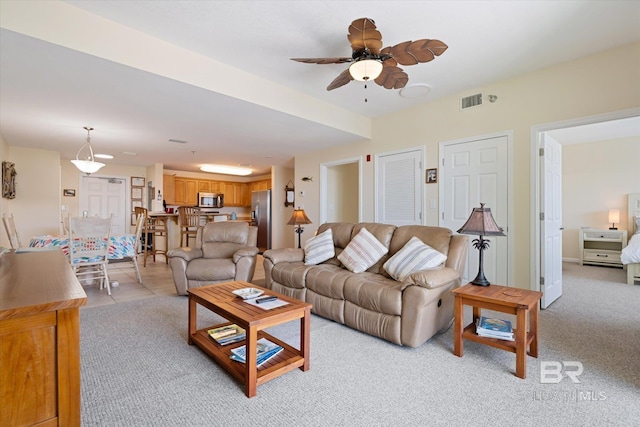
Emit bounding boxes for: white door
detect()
[540,134,563,308]
[80,176,127,235]
[375,148,423,225]
[441,135,508,285]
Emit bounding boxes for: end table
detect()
[452,283,542,379]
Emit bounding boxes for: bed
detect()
[621,193,640,285]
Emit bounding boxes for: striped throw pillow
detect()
[304,229,335,265]
[383,236,447,281]
[338,228,388,273]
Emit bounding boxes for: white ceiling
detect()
[1,1,639,176]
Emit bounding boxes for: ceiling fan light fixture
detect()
[200,164,253,176]
[71,126,105,175]
[349,59,383,81]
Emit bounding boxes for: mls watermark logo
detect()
[540,361,583,384]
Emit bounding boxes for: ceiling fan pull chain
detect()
[364,83,368,103]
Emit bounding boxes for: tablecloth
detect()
[29,235,137,260]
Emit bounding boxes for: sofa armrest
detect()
[263,248,304,264]
[233,246,259,263]
[167,247,203,262]
[404,267,460,290]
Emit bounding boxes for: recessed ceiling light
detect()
[94,153,113,159]
[200,164,253,176]
[399,83,431,98]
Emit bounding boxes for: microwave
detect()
[198,192,224,208]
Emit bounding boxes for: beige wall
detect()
[562,137,640,260]
[295,42,640,289]
[326,162,359,223]
[271,166,294,249]
[0,147,61,241]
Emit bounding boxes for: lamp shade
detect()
[457,203,506,237]
[349,59,383,81]
[608,209,620,224]
[287,208,312,226]
[71,159,105,174]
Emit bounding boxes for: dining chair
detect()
[68,215,113,295]
[178,206,201,247]
[108,213,144,284]
[2,213,22,249]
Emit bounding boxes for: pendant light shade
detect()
[71,126,105,175]
[349,59,383,81]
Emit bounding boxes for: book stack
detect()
[208,325,246,346]
[476,316,514,341]
[230,338,283,367]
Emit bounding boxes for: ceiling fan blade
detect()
[327,69,354,91]
[347,18,383,54]
[374,64,408,90]
[386,39,449,66]
[291,57,353,64]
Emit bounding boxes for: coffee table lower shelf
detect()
[462,323,534,353]
[191,322,305,387]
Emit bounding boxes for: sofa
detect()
[263,222,468,347]
[167,222,259,296]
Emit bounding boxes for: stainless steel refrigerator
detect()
[251,190,271,251]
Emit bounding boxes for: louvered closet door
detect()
[375,148,423,226]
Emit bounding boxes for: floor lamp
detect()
[457,203,506,286]
[287,208,312,248]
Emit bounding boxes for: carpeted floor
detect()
[80,263,639,426]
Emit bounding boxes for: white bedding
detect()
[621,232,640,264]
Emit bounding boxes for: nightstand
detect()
[579,229,627,268]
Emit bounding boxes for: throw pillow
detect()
[304,229,335,265]
[338,228,389,273]
[383,236,448,281]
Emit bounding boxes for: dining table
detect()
[29,234,138,260]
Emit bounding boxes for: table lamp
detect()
[457,203,506,286]
[608,209,620,230]
[287,208,312,248]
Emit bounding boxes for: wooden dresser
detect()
[0,250,87,426]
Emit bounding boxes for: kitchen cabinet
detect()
[163,175,175,204]
[198,180,211,192]
[174,178,197,205]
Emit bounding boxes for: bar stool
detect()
[178,206,201,247]
[135,207,168,266]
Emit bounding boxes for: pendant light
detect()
[71,126,105,175]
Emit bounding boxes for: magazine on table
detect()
[208,324,246,345]
[230,338,283,366]
[476,316,514,341]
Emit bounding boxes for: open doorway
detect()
[531,108,640,308]
[320,157,362,224]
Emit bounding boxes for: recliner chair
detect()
[167,221,259,295]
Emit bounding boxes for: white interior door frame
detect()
[529,107,640,294]
[319,156,362,224]
[439,130,514,286]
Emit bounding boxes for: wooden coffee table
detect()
[452,283,542,379]
[187,281,311,397]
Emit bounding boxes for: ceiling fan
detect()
[291,18,448,91]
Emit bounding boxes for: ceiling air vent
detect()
[460,93,483,110]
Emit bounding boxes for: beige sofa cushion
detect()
[338,228,388,273]
[383,236,447,281]
[304,229,335,265]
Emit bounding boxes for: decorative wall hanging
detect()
[2,161,16,199]
[426,168,438,184]
[63,189,76,197]
[285,180,295,207]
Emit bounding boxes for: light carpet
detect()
[80,263,639,426]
